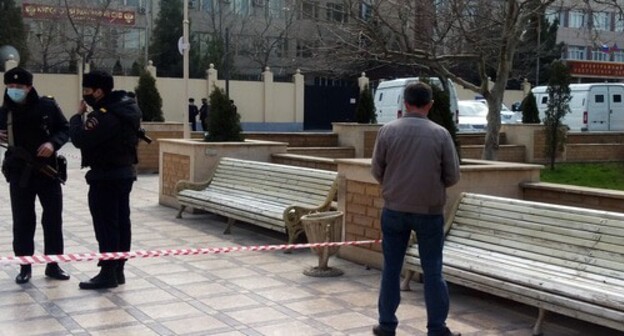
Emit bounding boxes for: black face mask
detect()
[82,94,98,108]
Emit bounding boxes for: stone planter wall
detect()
[335,158,543,269]
[137,122,184,174]
[158,139,288,208]
[522,182,624,212]
[332,123,382,158]
[502,124,624,163]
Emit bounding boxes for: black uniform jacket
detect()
[0,88,69,180]
[69,91,141,183]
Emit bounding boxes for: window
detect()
[569,10,586,28]
[614,51,624,62]
[545,9,563,25]
[359,0,372,20]
[122,28,145,50]
[378,93,383,101]
[592,50,609,61]
[233,0,249,15]
[567,46,586,60]
[614,95,622,103]
[299,0,319,19]
[592,12,611,31]
[202,0,214,12]
[595,95,605,103]
[125,0,140,6]
[267,0,284,18]
[541,96,548,104]
[616,16,624,31]
[271,37,289,58]
[326,3,347,23]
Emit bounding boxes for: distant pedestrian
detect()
[371,82,461,336]
[199,97,210,131]
[188,98,199,131]
[229,99,237,115]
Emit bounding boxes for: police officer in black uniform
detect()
[69,70,141,289]
[0,67,70,284]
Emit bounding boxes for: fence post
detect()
[4,54,18,71]
[358,72,369,92]
[206,63,218,97]
[293,69,304,129]
[262,67,274,124]
[146,60,157,79]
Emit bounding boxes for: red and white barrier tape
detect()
[0,239,381,265]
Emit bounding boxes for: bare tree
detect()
[331,0,623,160]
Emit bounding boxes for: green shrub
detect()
[205,87,244,142]
[355,85,376,123]
[134,71,164,121]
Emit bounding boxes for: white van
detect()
[374,78,459,124]
[532,83,624,131]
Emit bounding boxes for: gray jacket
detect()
[371,115,460,214]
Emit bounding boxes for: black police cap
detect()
[4,67,33,86]
[82,70,114,93]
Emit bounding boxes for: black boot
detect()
[15,264,32,284]
[79,265,118,290]
[45,263,70,280]
[116,261,125,285]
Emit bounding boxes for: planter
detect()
[158,138,288,208]
[137,122,184,174]
[334,158,543,269]
[332,122,382,158]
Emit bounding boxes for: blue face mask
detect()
[6,88,27,103]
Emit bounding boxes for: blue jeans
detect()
[378,208,450,336]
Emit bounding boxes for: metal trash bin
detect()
[301,211,344,277]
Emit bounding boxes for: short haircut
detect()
[404,82,433,108]
[189,98,195,102]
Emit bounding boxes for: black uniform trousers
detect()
[88,178,133,268]
[10,174,64,257]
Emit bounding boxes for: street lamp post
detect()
[183,0,190,139]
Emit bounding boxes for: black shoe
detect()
[79,268,118,290]
[432,328,461,336]
[372,325,395,336]
[116,266,125,285]
[45,263,70,280]
[15,265,32,284]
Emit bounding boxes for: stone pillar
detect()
[358,72,369,91]
[146,60,157,78]
[4,54,18,71]
[293,69,304,127]
[207,63,218,97]
[262,67,274,123]
[522,78,531,96]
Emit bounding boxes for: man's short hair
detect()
[404,82,433,108]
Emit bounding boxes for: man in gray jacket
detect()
[371,82,461,336]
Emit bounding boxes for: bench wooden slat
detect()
[402,192,624,333]
[176,157,338,243]
[448,218,624,265]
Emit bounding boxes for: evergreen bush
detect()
[521,91,540,123]
[355,86,376,123]
[426,81,461,158]
[112,59,124,75]
[134,71,164,122]
[544,60,572,170]
[205,86,244,142]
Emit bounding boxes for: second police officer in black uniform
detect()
[69,70,141,289]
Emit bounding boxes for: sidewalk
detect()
[0,146,619,336]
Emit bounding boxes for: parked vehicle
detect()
[532,83,624,131]
[374,77,459,124]
[476,99,521,124]
[457,100,487,132]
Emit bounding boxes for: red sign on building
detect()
[22,3,136,26]
[566,60,624,79]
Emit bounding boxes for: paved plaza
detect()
[0,146,620,336]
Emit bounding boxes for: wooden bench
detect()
[175,157,338,244]
[401,192,624,335]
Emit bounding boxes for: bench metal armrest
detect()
[283,203,332,244]
[174,179,212,194]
